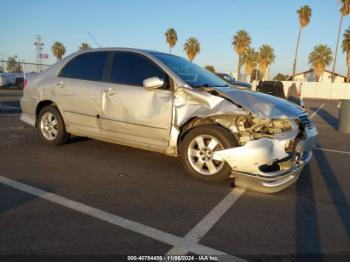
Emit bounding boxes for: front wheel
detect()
[37,106,70,145]
[180,125,238,182]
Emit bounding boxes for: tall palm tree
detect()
[332,0,350,81]
[292,5,312,79]
[183,37,200,61]
[308,44,333,82]
[258,45,275,80]
[342,27,350,82]
[79,42,91,50]
[232,30,251,80]
[241,47,258,82]
[165,28,178,54]
[51,41,66,61]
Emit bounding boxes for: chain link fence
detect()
[0,60,51,74]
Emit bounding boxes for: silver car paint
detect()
[20,48,317,193]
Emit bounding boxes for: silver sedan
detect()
[20,48,317,193]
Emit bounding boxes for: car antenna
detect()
[88,32,101,48]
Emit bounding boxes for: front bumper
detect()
[213,125,317,193]
[233,151,312,193]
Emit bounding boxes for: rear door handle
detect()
[104,87,119,95]
[56,82,65,88]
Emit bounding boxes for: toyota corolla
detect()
[20,48,317,193]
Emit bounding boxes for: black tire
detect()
[37,106,70,145]
[180,125,238,183]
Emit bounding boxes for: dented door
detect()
[100,52,173,148]
[101,84,172,147]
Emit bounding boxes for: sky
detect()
[1,0,350,78]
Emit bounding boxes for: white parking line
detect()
[165,188,246,256]
[0,176,243,261]
[310,103,325,119]
[0,105,20,110]
[315,147,350,155]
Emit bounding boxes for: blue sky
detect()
[1,0,350,77]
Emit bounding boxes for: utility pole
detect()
[34,35,44,72]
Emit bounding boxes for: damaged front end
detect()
[170,85,317,193]
[213,114,317,193]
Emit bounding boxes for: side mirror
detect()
[143,77,164,90]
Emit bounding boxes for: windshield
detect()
[153,53,229,88]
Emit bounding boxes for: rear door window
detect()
[60,52,108,81]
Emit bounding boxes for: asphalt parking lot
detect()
[0,90,350,261]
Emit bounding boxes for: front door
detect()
[101,52,173,148]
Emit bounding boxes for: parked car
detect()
[256,81,286,99]
[0,74,8,87]
[215,73,252,90]
[15,77,25,89]
[257,81,304,107]
[20,48,317,193]
[0,72,25,88]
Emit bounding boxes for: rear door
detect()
[101,52,173,148]
[55,52,109,133]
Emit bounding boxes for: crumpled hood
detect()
[212,86,305,119]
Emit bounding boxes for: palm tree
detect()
[204,65,215,73]
[342,27,350,82]
[292,5,312,79]
[232,30,251,80]
[258,45,275,80]
[165,28,178,54]
[332,0,350,81]
[273,73,290,81]
[308,44,333,82]
[6,55,22,73]
[51,41,66,61]
[183,37,200,61]
[79,42,91,50]
[251,69,262,81]
[241,47,258,82]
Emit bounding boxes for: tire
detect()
[180,125,238,182]
[37,106,70,145]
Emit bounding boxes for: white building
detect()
[294,69,346,83]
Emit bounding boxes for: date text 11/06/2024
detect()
[127,255,220,261]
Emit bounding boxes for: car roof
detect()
[76,47,182,58]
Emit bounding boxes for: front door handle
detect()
[104,87,119,95]
[56,82,65,88]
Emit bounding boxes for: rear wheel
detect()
[180,125,238,182]
[37,106,69,145]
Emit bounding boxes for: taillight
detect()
[24,79,28,88]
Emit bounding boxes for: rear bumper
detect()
[233,151,312,193]
[20,96,37,127]
[20,113,36,127]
